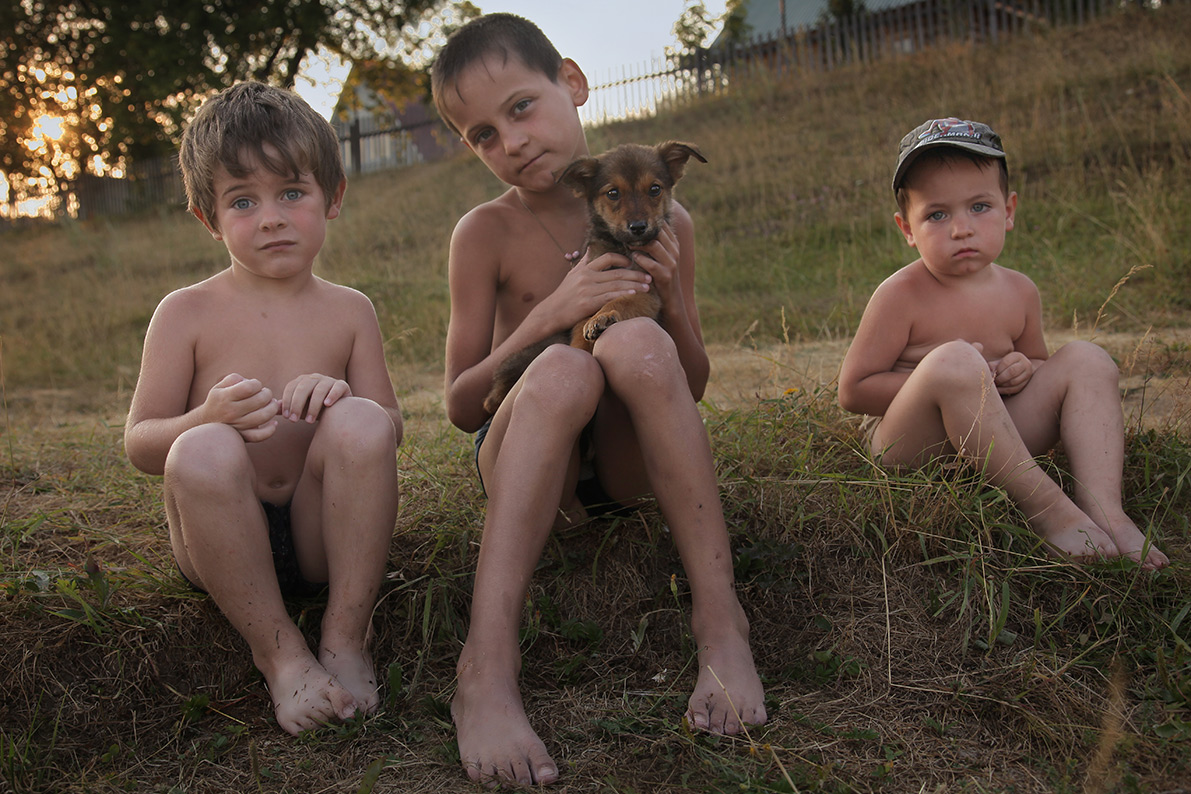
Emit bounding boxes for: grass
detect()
[3,3,1191,792]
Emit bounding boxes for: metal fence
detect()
[582,0,1122,124]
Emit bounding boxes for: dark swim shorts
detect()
[473,418,630,518]
[180,501,326,599]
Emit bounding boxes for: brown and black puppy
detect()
[483,140,706,414]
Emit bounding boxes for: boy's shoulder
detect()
[454,189,525,238]
[873,259,930,296]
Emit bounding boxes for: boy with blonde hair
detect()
[838,117,1167,569]
[124,81,403,735]
[431,12,766,788]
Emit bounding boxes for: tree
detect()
[0,0,454,201]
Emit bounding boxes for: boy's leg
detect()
[454,345,602,787]
[1005,341,1168,568]
[592,319,766,735]
[290,397,401,712]
[163,423,357,735]
[873,340,1116,561]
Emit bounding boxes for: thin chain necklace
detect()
[516,192,571,261]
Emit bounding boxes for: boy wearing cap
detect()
[838,117,1167,568]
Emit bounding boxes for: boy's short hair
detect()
[179,81,345,228]
[431,13,563,136]
[893,117,1009,214]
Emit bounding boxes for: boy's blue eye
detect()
[513,98,531,113]
[474,129,493,145]
[232,197,252,210]
[284,188,303,201]
[927,210,945,222]
[972,202,989,213]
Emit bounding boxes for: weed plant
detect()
[2,4,1191,792]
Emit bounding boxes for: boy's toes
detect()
[1140,546,1170,571]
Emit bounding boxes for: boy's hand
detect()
[989,351,1033,395]
[628,222,683,310]
[282,374,352,423]
[546,247,653,328]
[204,373,280,442]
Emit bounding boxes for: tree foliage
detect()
[0,0,452,191]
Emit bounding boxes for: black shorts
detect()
[179,501,326,599]
[473,417,630,518]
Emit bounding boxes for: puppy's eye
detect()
[606,188,619,201]
[649,184,662,197]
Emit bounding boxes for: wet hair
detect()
[895,147,1009,216]
[431,13,563,136]
[179,81,344,229]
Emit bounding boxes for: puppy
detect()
[483,140,706,414]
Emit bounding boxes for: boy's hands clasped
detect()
[282,373,352,422]
[988,350,1034,395]
[969,341,1034,396]
[203,372,352,442]
[203,373,280,442]
[548,221,684,331]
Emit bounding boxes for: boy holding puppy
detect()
[431,12,766,788]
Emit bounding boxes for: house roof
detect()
[713,0,920,44]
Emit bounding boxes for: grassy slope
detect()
[2,5,1191,793]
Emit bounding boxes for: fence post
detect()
[349,119,362,175]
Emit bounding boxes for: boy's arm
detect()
[123,291,278,475]
[990,272,1049,395]
[634,203,710,399]
[341,289,404,444]
[837,280,914,416]
[444,209,513,432]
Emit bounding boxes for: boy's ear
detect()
[325,178,347,220]
[559,58,589,107]
[192,207,222,240]
[894,212,916,247]
[1004,191,1018,231]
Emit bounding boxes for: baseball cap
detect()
[892,117,1006,192]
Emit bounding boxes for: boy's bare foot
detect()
[263,653,359,735]
[1037,521,1116,563]
[686,608,767,734]
[452,656,560,787]
[1101,517,1170,570]
[320,643,380,715]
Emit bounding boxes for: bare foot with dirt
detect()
[686,604,767,734]
[319,642,380,716]
[263,652,359,735]
[452,654,560,787]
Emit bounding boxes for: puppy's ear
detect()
[555,156,600,196]
[656,141,706,184]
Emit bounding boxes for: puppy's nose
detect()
[628,221,648,236]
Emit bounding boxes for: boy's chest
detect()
[907,288,1028,358]
[190,309,354,397]
[495,253,572,328]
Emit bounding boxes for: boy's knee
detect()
[917,340,996,392]
[1054,340,1118,380]
[518,345,605,409]
[316,397,398,459]
[165,423,251,491]
[592,319,679,383]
